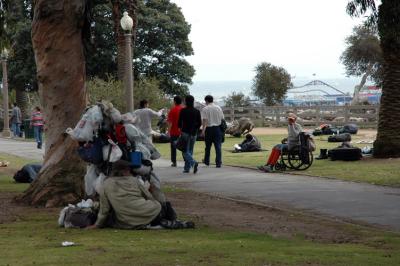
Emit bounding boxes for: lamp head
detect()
[120,11,133,31]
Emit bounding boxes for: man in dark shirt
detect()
[178,95,202,173]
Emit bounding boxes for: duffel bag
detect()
[328,147,362,161]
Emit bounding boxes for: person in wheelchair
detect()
[258,113,302,172]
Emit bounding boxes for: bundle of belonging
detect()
[13,164,42,183]
[340,124,358,134]
[58,199,99,228]
[66,101,161,196]
[328,133,351,142]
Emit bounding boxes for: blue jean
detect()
[204,126,222,166]
[181,133,197,171]
[11,123,21,137]
[34,126,43,146]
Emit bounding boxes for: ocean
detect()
[189,78,364,104]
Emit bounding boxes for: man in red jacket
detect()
[167,96,183,167]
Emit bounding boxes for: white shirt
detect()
[201,103,224,127]
[133,108,161,135]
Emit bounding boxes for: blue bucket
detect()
[130,151,142,168]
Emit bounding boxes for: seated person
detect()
[234,134,261,152]
[88,160,194,230]
[258,113,302,172]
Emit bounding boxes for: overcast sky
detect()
[171,0,364,82]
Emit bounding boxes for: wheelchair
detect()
[274,132,314,171]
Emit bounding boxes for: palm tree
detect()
[347,0,400,158]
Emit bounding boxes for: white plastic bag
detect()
[121,112,139,124]
[94,173,106,194]
[84,164,98,196]
[102,139,123,162]
[66,106,103,142]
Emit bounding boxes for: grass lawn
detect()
[1,154,400,265]
[154,134,400,187]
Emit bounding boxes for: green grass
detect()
[154,134,400,187]
[1,154,400,265]
[1,203,400,266]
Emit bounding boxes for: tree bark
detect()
[15,88,28,118]
[16,0,88,207]
[351,63,372,105]
[374,0,400,158]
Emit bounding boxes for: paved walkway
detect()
[1,137,399,231]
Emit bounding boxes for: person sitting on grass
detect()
[87,160,194,230]
[234,134,261,152]
[258,113,302,172]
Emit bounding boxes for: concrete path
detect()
[0,138,44,161]
[1,137,399,231]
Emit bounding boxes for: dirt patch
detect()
[0,187,369,244]
[0,192,28,224]
[165,186,364,244]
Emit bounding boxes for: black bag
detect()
[328,133,351,143]
[175,135,187,152]
[220,119,227,143]
[64,207,97,228]
[328,147,362,161]
[13,169,31,183]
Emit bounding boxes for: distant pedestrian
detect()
[30,106,44,149]
[133,99,163,143]
[201,95,224,168]
[178,95,202,173]
[167,96,183,167]
[11,103,22,138]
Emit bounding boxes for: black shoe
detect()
[171,163,177,167]
[216,165,221,168]
[202,159,209,166]
[258,165,273,172]
[193,162,199,174]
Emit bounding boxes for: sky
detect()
[171,0,364,82]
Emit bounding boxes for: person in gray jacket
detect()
[11,103,22,137]
[258,113,302,172]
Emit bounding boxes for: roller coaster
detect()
[289,80,347,96]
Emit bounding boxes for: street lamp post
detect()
[1,48,11,137]
[120,11,134,112]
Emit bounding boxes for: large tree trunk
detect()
[374,0,400,158]
[15,89,28,118]
[16,0,88,207]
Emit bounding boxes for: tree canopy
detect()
[252,62,292,106]
[86,0,195,95]
[223,92,252,107]
[340,25,382,84]
[2,0,194,96]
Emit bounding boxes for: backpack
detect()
[77,137,105,164]
[328,147,362,161]
[114,123,127,144]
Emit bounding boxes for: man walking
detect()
[178,95,202,173]
[167,96,183,167]
[201,95,224,168]
[11,103,22,138]
[133,99,163,143]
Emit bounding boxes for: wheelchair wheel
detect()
[274,162,286,171]
[288,151,313,170]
